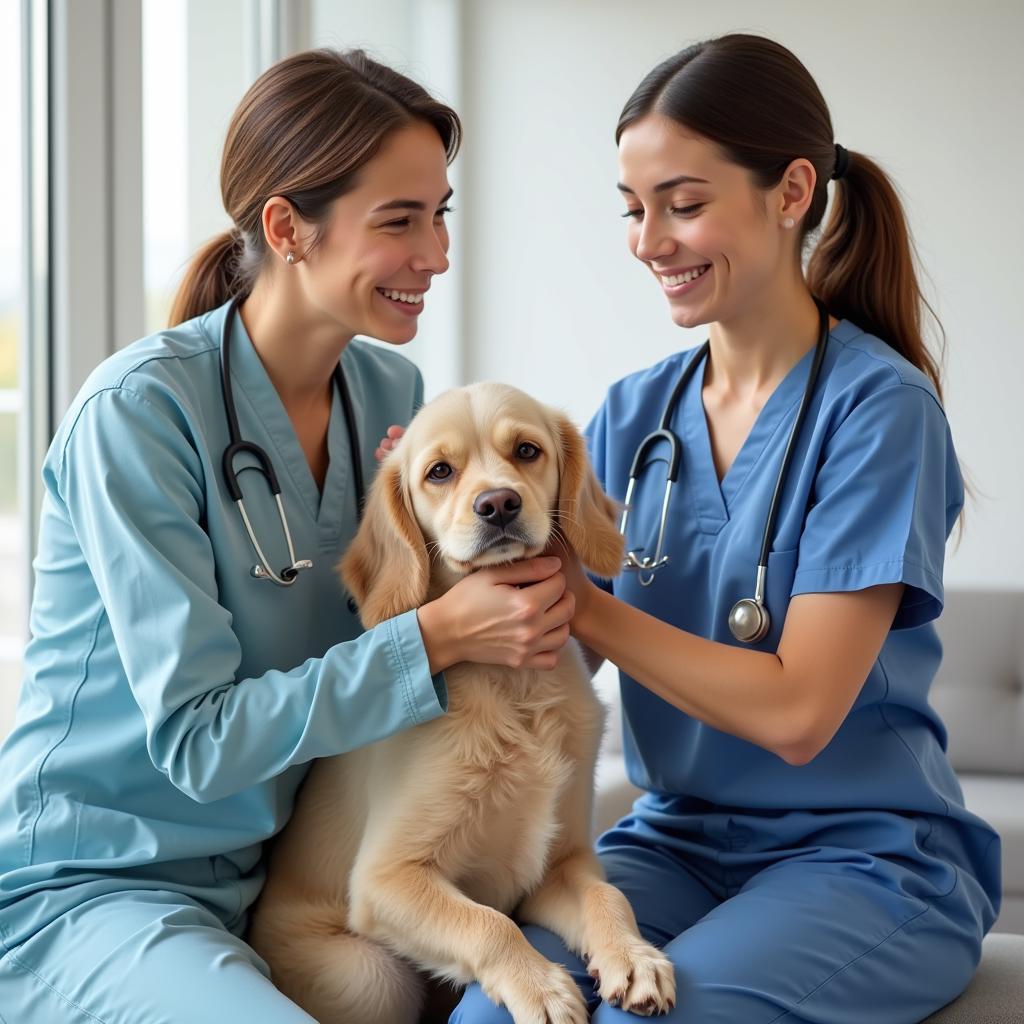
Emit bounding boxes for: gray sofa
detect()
[592,588,1024,1021]
[929,590,1023,934]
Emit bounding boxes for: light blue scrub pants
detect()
[0,889,315,1023]
[451,801,994,1024]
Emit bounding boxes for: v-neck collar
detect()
[678,338,820,528]
[225,305,353,536]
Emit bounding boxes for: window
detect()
[142,0,188,332]
[1,0,28,737]
[142,0,253,331]
[143,0,251,333]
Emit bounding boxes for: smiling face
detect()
[617,114,797,329]
[295,120,453,345]
[401,384,562,573]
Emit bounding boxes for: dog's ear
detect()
[339,455,430,628]
[551,412,624,579]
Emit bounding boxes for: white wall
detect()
[312,0,466,397]
[3,1,1020,742]
[457,0,1023,590]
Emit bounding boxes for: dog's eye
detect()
[516,442,541,461]
[427,462,453,481]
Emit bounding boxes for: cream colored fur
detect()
[248,383,676,1023]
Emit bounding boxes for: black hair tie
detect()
[831,143,850,181]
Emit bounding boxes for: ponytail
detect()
[807,151,944,401]
[168,230,244,328]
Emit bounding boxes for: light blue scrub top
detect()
[586,320,999,898]
[0,299,447,951]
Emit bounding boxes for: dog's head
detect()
[340,382,623,628]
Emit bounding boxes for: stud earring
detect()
[782,217,795,230]
[286,251,296,265]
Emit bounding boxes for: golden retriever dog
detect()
[248,383,676,1024]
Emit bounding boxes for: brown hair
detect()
[169,48,461,327]
[616,33,945,401]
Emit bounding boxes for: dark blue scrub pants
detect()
[451,798,997,1023]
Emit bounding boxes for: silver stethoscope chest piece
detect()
[728,564,771,644]
[620,298,830,643]
[729,599,769,644]
[219,297,364,588]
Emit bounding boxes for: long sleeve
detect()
[53,384,445,804]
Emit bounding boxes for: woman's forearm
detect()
[574,586,812,763]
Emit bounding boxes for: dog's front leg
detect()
[515,766,676,1016]
[350,861,588,1024]
[517,847,675,1016]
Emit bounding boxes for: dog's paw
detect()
[584,939,676,1016]
[482,954,588,1024]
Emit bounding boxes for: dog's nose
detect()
[473,488,522,529]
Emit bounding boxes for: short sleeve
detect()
[792,384,964,630]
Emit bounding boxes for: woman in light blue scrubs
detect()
[452,34,1001,1024]
[0,50,576,1022]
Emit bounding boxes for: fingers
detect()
[540,589,575,633]
[519,571,569,615]
[521,649,565,671]
[443,557,577,671]
[486,556,563,587]
[516,588,575,670]
[521,624,571,669]
[527,594,574,666]
[539,621,573,654]
[374,425,407,463]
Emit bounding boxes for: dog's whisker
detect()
[550,523,570,544]
[552,512,587,537]
[552,505,582,525]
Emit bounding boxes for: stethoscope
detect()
[619,297,830,644]
[219,297,364,586]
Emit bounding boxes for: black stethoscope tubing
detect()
[219,296,364,586]
[621,297,830,642]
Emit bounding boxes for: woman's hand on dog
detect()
[417,557,574,673]
[375,424,405,462]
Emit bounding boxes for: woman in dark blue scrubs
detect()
[452,32,1000,1024]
